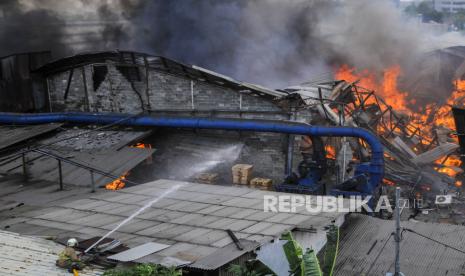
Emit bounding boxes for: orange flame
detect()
[433,81,465,133]
[325,145,336,159]
[335,65,409,111]
[384,152,395,161]
[435,167,459,177]
[132,143,152,149]
[383,178,395,186]
[335,65,465,180]
[435,155,462,167]
[434,155,462,177]
[335,65,465,138]
[105,172,128,190]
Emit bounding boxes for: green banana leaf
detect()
[302,248,323,276]
[322,224,340,276]
[282,231,304,274]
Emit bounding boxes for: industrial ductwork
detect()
[0,112,384,194]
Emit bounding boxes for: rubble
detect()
[286,75,465,224]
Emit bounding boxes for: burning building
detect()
[3,0,465,274]
[1,44,465,274]
[27,50,312,185]
[2,47,465,214]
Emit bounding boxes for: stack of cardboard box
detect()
[232,164,253,185]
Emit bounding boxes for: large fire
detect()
[335,65,410,111]
[335,65,465,178]
[105,172,128,190]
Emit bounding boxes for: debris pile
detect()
[287,66,465,221]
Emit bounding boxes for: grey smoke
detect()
[0,0,142,57]
[0,0,67,57]
[1,0,464,94]
[134,0,338,87]
[135,0,463,87]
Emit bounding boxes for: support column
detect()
[90,170,96,193]
[58,159,63,190]
[21,152,28,181]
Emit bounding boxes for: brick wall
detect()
[147,70,281,112]
[46,61,301,184]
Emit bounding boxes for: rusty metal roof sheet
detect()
[0,127,154,187]
[0,230,103,275]
[335,214,465,276]
[0,123,62,150]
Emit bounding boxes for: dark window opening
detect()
[116,65,141,82]
[92,65,108,91]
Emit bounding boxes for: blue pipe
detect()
[0,112,384,192]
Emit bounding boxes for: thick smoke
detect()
[133,0,338,87]
[1,0,464,91]
[321,0,423,73]
[0,0,141,58]
[132,0,465,87]
[0,0,67,57]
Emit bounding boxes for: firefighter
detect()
[56,238,85,272]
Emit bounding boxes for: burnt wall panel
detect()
[0,52,51,112]
[48,62,145,113]
[48,69,88,111]
[93,63,145,113]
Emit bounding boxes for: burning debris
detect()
[105,172,128,190]
[287,64,465,222]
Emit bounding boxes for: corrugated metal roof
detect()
[0,127,154,187]
[0,123,62,150]
[1,179,346,271]
[0,230,103,276]
[189,239,259,271]
[0,147,154,187]
[108,242,170,262]
[37,128,152,151]
[335,214,465,276]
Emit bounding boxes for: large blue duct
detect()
[0,112,384,193]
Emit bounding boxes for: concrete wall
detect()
[46,60,297,184]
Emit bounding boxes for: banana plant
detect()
[322,224,340,276]
[228,225,339,276]
[282,231,322,276]
[281,224,339,276]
